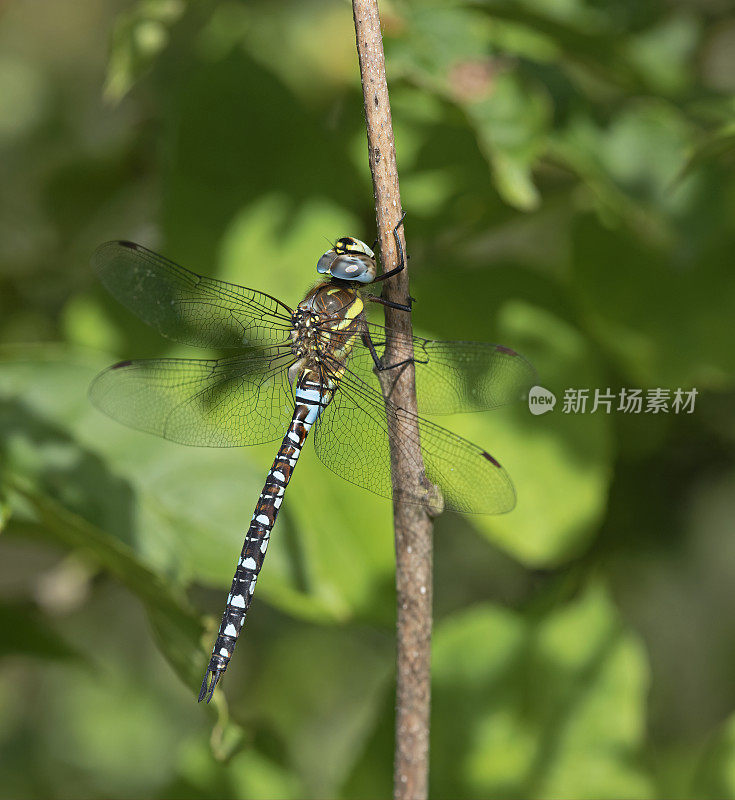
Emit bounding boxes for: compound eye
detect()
[328,254,376,283]
[316,250,337,274]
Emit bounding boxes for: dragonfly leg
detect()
[361,330,428,372]
[368,295,413,312]
[372,212,408,284]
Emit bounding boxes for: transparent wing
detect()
[89,348,296,447]
[331,321,536,415]
[313,359,516,514]
[93,241,294,349]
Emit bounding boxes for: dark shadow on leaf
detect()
[0,398,136,549]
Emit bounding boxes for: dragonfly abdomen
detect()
[198,371,334,702]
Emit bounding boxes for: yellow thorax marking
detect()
[346,295,364,318]
[330,295,363,331]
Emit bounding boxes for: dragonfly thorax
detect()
[288,283,366,385]
[316,237,376,284]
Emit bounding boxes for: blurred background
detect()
[1,0,735,797]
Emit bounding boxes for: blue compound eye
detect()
[316,250,336,274]
[328,254,376,283]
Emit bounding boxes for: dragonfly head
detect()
[317,237,376,284]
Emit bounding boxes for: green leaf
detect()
[468,0,645,92]
[571,216,735,389]
[388,5,550,210]
[8,476,205,693]
[0,490,10,533]
[431,584,653,798]
[174,740,302,800]
[623,12,699,96]
[0,344,397,686]
[104,0,185,102]
[0,347,371,624]
[218,194,362,303]
[464,72,548,211]
[691,713,735,799]
[675,122,735,186]
[251,625,394,798]
[0,601,80,661]
[455,302,613,566]
[40,663,205,798]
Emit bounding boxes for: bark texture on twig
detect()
[351,3,434,799]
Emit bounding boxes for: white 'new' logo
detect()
[528,385,556,415]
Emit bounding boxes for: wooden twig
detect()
[351,3,435,799]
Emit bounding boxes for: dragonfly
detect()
[89,220,536,702]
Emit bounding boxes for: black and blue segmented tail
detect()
[198,372,332,703]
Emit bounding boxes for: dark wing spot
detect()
[495,345,518,356]
[481,450,501,468]
[112,360,133,369]
[374,93,379,107]
[117,240,141,250]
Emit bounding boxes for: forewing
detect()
[93,241,294,349]
[312,361,516,514]
[348,323,536,415]
[89,350,296,447]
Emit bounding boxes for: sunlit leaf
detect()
[431,584,653,798]
[691,713,735,798]
[461,303,613,566]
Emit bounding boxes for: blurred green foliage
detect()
[1,0,735,797]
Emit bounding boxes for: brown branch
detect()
[351,3,435,799]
